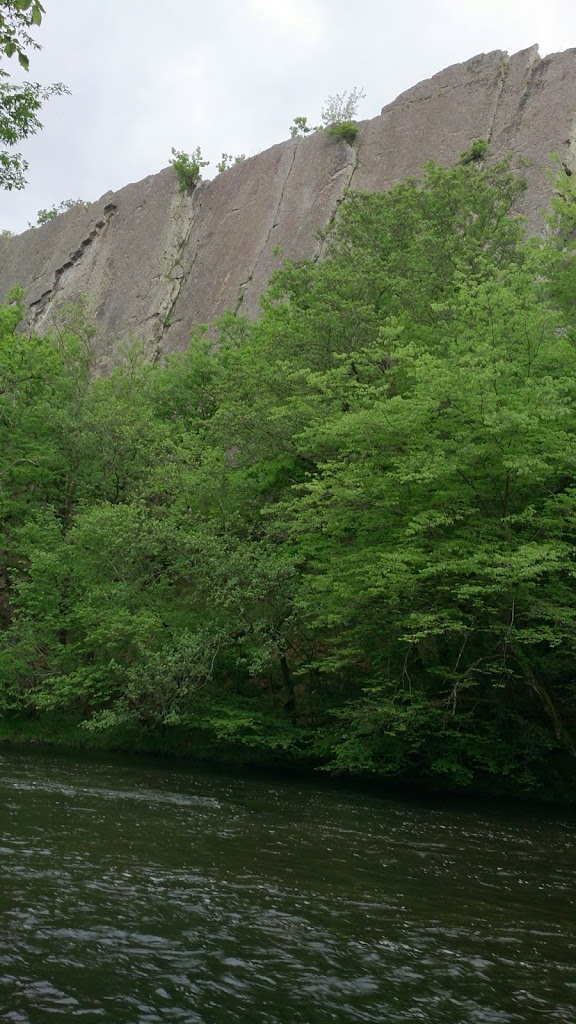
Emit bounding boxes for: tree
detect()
[0,0,69,190]
[320,87,366,128]
[0,1,44,69]
[201,156,576,789]
[290,116,314,138]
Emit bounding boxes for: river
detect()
[0,748,574,1023]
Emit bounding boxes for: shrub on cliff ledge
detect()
[29,198,88,227]
[170,147,209,192]
[216,153,246,173]
[289,88,365,144]
[324,120,359,144]
[460,138,489,165]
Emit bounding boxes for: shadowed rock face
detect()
[1,45,575,364]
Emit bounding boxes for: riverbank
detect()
[2,712,574,806]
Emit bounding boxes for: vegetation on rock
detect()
[170,146,209,192]
[320,86,365,127]
[29,198,89,227]
[216,153,246,173]
[290,87,365,143]
[290,115,314,138]
[324,120,359,143]
[460,138,489,164]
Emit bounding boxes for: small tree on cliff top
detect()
[320,86,365,128]
[290,87,366,142]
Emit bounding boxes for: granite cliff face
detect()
[1,45,575,364]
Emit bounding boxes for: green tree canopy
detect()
[1,154,576,797]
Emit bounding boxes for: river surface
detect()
[0,748,574,1024]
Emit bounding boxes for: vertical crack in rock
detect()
[513,48,541,124]
[566,119,576,173]
[153,186,199,353]
[28,203,117,328]
[235,142,298,312]
[345,130,363,192]
[315,140,361,259]
[491,45,541,150]
[485,46,545,234]
[485,53,510,147]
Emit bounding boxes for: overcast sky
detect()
[1,0,575,234]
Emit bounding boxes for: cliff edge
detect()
[0,45,574,364]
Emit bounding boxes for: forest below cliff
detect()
[1,152,576,798]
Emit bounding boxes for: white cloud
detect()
[435,0,567,57]
[250,0,323,39]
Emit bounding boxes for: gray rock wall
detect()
[1,45,575,364]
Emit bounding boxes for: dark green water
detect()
[0,749,574,1023]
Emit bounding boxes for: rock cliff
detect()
[1,45,575,364]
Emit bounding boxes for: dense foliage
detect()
[2,154,576,796]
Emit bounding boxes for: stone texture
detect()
[163,130,356,352]
[489,47,576,232]
[0,168,196,367]
[350,49,508,192]
[0,45,575,364]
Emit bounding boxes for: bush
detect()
[324,120,359,144]
[170,147,209,192]
[216,153,246,173]
[30,199,88,228]
[460,138,489,165]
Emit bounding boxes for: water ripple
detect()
[0,750,574,1023]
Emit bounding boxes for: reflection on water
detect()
[0,749,574,1023]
